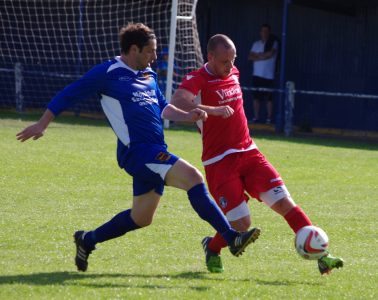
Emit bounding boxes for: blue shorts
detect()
[123,144,179,196]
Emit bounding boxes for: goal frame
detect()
[164,0,199,128]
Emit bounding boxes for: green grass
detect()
[1,114,377,299]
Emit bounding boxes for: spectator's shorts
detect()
[252,76,274,101]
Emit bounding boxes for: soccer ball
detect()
[295,225,329,260]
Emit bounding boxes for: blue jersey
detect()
[48,56,168,167]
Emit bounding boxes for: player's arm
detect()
[161,104,207,122]
[16,64,105,142]
[171,88,234,119]
[16,109,55,142]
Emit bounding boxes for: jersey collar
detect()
[204,63,215,76]
[115,56,139,75]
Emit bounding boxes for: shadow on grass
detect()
[0,270,321,289]
[254,279,321,286]
[0,271,209,291]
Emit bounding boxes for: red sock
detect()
[208,232,228,254]
[284,206,312,233]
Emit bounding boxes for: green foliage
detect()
[1,115,377,299]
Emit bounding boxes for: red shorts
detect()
[204,149,284,214]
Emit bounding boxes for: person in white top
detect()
[248,24,278,124]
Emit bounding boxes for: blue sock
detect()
[187,183,237,245]
[84,209,140,249]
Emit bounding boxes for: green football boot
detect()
[318,253,344,275]
[202,237,224,273]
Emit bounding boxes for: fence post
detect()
[284,81,295,136]
[15,62,23,113]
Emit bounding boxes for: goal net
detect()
[0,0,203,115]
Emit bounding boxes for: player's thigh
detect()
[241,150,282,199]
[210,178,248,218]
[205,155,249,221]
[125,144,179,196]
[242,150,294,209]
[131,189,161,227]
[165,158,203,191]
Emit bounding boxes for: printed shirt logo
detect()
[155,152,172,162]
[214,86,242,104]
[186,75,194,80]
[219,196,228,209]
[273,186,284,195]
[131,89,158,106]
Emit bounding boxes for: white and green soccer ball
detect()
[295,225,329,260]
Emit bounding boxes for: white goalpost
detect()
[0,0,203,119]
[164,0,200,128]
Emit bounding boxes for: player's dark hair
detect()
[119,23,156,54]
[207,34,235,53]
[261,23,271,31]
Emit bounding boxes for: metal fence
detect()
[242,83,378,136]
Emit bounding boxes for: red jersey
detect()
[179,64,256,165]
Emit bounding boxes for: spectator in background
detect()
[248,24,279,124]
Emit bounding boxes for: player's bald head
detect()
[206,34,236,78]
[207,34,236,54]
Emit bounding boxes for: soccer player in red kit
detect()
[171,34,344,275]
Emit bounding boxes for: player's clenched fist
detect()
[211,105,234,118]
[188,108,208,122]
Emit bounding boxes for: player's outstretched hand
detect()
[16,122,46,142]
[188,108,208,122]
[211,105,234,118]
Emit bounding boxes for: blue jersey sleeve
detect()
[47,63,107,116]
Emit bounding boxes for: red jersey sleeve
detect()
[178,71,204,96]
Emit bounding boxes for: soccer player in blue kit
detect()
[16,23,260,272]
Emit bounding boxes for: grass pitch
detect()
[0,113,377,299]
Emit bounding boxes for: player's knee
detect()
[230,217,251,232]
[186,166,204,186]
